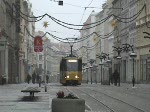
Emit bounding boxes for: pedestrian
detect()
[26,74,31,84]
[39,76,41,87]
[32,71,36,84]
[113,69,119,86]
[36,74,40,83]
[110,73,113,84]
[46,75,49,84]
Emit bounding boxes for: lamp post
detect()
[89,59,95,84]
[99,61,103,84]
[107,58,112,85]
[43,38,50,92]
[130,52,137,87]
[97,53,109,84]
[82,63,87,83]
[116,55,122,86]
[44,43,47,92]
[85,66,89,84]
[90,65,93,84]
[93,64,98,84]
[113,43,136,86]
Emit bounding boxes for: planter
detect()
[52,98,85,112]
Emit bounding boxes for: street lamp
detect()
[113,43,136,86]
[82,63,87,83]
[130,52,137,87]
[89,59,95,84]
[90,65,93,84]
[85,66,89,84]
[107,58,112,85]
[99,61,103,84]
[116,55,122,86]
[97,53,110,85]
[93,64,98,84]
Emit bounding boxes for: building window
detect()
[39,55,42,60]
[39,64,42,70]
[140,55,150,81]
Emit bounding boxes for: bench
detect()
[21,86,41,98]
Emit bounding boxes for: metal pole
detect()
[95,67,97,84]
[71,45,73,57]
[86,68,88,84]
[91,67,92,84]
[101,65,102,84]
[108,65,110,85]
[44,43,47,92]
[86,46,88,84]
[132,58,135,87]
[118,61,120,86]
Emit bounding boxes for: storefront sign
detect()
[34,36,43,52]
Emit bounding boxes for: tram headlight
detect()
[75,75,78,78]
[67,75,69,78]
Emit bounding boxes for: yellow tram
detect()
[60,56,82,86]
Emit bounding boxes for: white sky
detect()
[29,0,106,42]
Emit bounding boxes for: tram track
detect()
[88,88,146,112]
[65,87,115,112]
[102,86,150,100]
[66,87,146,112]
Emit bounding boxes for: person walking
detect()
[110,73,114,84]
[26,74,31,84]
[32,71,36,84]
[113,69,119,86]
[46,75,49,84]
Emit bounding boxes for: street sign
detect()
[34,36,43,52]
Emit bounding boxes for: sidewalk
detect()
[0,83,53,112]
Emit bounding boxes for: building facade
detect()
[0,0,20,84]
[19,0,35,83]
[0,0,35,84]
[136,0,150,83]
[111,0,150,83]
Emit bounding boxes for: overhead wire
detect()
[2,0,148,51]
[2,0,140,41]
[8,1,147,30]
[113,4,146,23]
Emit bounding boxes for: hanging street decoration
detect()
[93,36,97,43]
[34,36,43,52]
[111,20,117,28]
[43,21,49,28]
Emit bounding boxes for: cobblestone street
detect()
[0,83,149,112]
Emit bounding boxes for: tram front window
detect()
[67,62,78,71]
